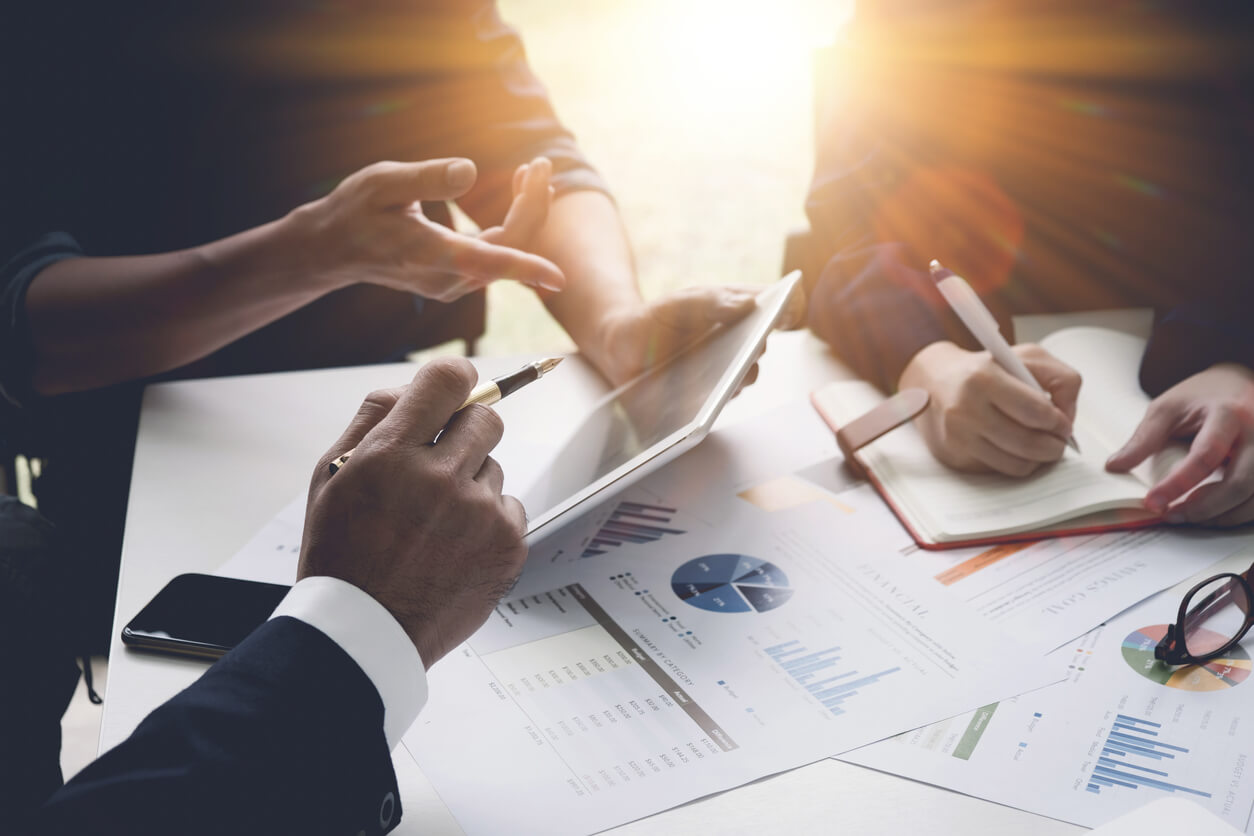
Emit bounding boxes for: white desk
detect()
[102,329,1082,835]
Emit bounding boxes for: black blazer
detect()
[25,617,402,835]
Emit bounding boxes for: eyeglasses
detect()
[1155,562,1254,666]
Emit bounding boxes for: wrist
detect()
[589,307,644,385]
[277,199,351,295]
[898,341,963,391]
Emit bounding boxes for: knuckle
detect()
[466,403,505,438]
[422,356,475,396]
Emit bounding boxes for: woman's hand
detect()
[1107,363,1254,526]
[898,341,1081,476]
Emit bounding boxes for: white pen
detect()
[928,259,1080,454]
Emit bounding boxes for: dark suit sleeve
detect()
[26,617,403,836]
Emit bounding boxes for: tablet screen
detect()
[522,273,800,541]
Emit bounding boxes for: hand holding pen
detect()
[895,262,1082,477]
[329,356,563,474]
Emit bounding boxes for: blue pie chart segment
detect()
[672,555,792,613]
[738,584,794,611]
[670,554,745,587]
[684,584,753,613]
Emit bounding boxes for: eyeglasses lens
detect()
[1182,575,1251,659]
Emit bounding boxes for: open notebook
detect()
[812,327,1179,549]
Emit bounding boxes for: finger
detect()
[512,162,529,197]
[374,357,479,453]
[776,282,809,331]
[1165,437,1254,523]
[732,362,760,398]
[435,404,505,479]
[983,369,1072,435]
[501,494,528,540]
[969,435,1042,478]
[421,223,565,292]
[652,286,758,331]
[365,158,478,208]
[981,402,1068,463]
[1106,401,1181,473]
[313,386,405,482]
[475,455,506,495]
[483,158,552,250]
[1023,354,1082,423]
[1144,409,1241,512]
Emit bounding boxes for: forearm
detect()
[26,213,330,395]
[534,190,640,381]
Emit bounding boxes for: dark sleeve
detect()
[27,617,402,836]
[424,0,612,227]
[802,38,974,392]
[1140,300,1254,396]
[0,233,84,409]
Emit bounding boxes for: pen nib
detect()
[536,356,564,376]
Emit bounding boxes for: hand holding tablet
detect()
[521,271,803,544]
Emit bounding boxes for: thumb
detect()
[367,158,478,208]
[1106,403,1177,473]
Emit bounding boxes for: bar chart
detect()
[763,639,901,716]
[581,501,686,558]
[1085,714,1211,798]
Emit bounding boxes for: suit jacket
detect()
[25,617,402,836]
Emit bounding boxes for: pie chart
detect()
[671,554,793,613]
[1121,624,1251,691]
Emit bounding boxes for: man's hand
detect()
[1106,363,1254,526]
[595,285,759,386]
[291,157,564,302]
[899,341,1081,476]
[298,357,528,666]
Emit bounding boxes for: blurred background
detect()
[476,0,851,357]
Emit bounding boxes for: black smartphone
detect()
[121,573,292,660]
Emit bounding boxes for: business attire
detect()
[799,0,1254,393]
[0,0,611,656]
[22,577,428,836]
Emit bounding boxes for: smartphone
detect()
[121,573,291,660]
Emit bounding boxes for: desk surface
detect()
[103,329,1082,835]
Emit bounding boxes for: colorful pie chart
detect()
[671,554,793,614]
[1121,624,1251,691]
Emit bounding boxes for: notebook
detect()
[811,326,1177,549]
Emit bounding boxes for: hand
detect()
[898,341,1081,476]
[291,158,565,302]
[1106,363,1254,526]
[479,156,556,251]
[298,357,528,666]
[595,285,760,386]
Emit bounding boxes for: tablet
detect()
[522,270,802,544]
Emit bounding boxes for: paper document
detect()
[820,484,1253,655]
[401,494,1059,835]
[845,552,1254,830]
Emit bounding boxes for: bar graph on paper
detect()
[581,501,686,558]
[1085,714,1211,798]
[763,640,901,716]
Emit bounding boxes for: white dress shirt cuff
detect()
[270,575,427,749]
